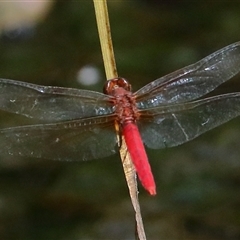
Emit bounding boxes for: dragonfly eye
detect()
[103,77,131,95]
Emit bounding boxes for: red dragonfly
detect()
[0,42,240,195]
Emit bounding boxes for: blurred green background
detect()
[0,0,240,239]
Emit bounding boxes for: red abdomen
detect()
[122,123,156,195]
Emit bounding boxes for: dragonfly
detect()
[0,42,240,195]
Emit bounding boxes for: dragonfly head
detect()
[103,77,132,95]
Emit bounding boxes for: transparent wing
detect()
[0,115,118,161]
[135,42,240,108]
[138,93,240,149]
[0,78,114,121]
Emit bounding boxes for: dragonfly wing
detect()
[0,78,114,121]
[0,115,118,161]
[138,93,240,149]
[135,42,240,108]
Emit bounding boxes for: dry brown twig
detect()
[93,0,147,239]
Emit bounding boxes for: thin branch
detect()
[93,0,117,79]
[93,1,146,239]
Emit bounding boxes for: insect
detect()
[0,42,240,195]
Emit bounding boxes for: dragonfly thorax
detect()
[112,88,139,126]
